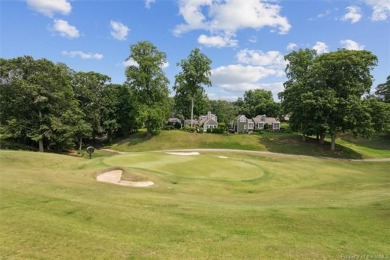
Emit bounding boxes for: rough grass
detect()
[108,130,389,159]
[110,130,266,152]
[1,150,389,259]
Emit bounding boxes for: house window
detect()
[244,125,247,129]
[258,122,264,129]
[248,122,254,129]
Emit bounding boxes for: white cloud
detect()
[248,36,257,43]
[210,47,288,99]
[312,41,329,54]
[110,21,129,41]
[161,61,169,69]
[257,82,284,96]
[27,0,71,17]
[210,64,283,96]
[197,34,238,48]
[174,0,291,47]
[123,59,169,69]
[342,6,362,23]
[309,9,332,21]
[145,0,156,9]
[212,65,277,84]
[123,58,138,67]
[286,42,298,51]
[363,0,390,21]
[52,19,79,38]
[62,51,103,60]
[236,49,286,71]
[340,39,365,50]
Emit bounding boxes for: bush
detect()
[183,126,196,132]
[211,127,224,134]
[206,128,212,133]
[162,125,175,130]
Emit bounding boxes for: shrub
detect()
[211,127,224,134]
[162,125,175,130]
[183,126,196,132]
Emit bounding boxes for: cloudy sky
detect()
[1,0,389,101]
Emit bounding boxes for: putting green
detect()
[103,152,264,180]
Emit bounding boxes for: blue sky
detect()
[1,0,389,101]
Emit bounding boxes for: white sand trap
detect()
[166,152,200,156]
[218,156,228,159]
[96,170,154,187]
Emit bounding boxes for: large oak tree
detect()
[174,48,212,126]
[0,56,83,151]
[125,41,170,137]
[280,49,378,150]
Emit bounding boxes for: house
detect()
[231,115,254,133]
[264,117,281,131]
[198,111,218,132]
[252,114,267,130]
[167,117,182,128]
[252,114,281,131]
[184,119,198,127]
[199,111,217,122]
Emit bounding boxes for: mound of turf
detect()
[1,150,389,258]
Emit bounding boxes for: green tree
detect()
[101,84,140,139]
[174,48,212,126]
[364,96,390,133]
[174,89,210,119]
[375,75,390,103]
[125,41,170,137]
[315,49,377,150]
[71,71,111,138]
[209,100,237,125]
[241,89,280,118]
[279,49,321,141]
[0,56,81,151]
[280,49,378,150]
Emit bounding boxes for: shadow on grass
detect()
[338,133,390,150]
[113,131,152,147]
[260,133,363,159]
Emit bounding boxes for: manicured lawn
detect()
[108,130,389,159]
[1,150,389,259]
[337,133,390,158]
[110,130,266,152]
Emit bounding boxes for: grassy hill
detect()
[107,130,390,159]
[0,150,389,258]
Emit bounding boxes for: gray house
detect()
[199,111,218,132]
[252,114,280,131]
[252,114,267,129]
[231,115,254,133]
[185,111,218,132]
[184,119,199,127]
[167,117,182,128]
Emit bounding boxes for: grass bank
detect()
[107,130,390,159]
[0,150,389,259]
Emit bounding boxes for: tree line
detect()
[1,41,389,152]
[279,48,389,150]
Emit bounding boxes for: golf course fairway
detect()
[0,150,389,259]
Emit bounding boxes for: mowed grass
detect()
[1,150,389,259]
[108,130,390,159]
[110,130,266,152]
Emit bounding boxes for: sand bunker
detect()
[218,156,228,159]
[96,170,154,187]
[166,152,200,156]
